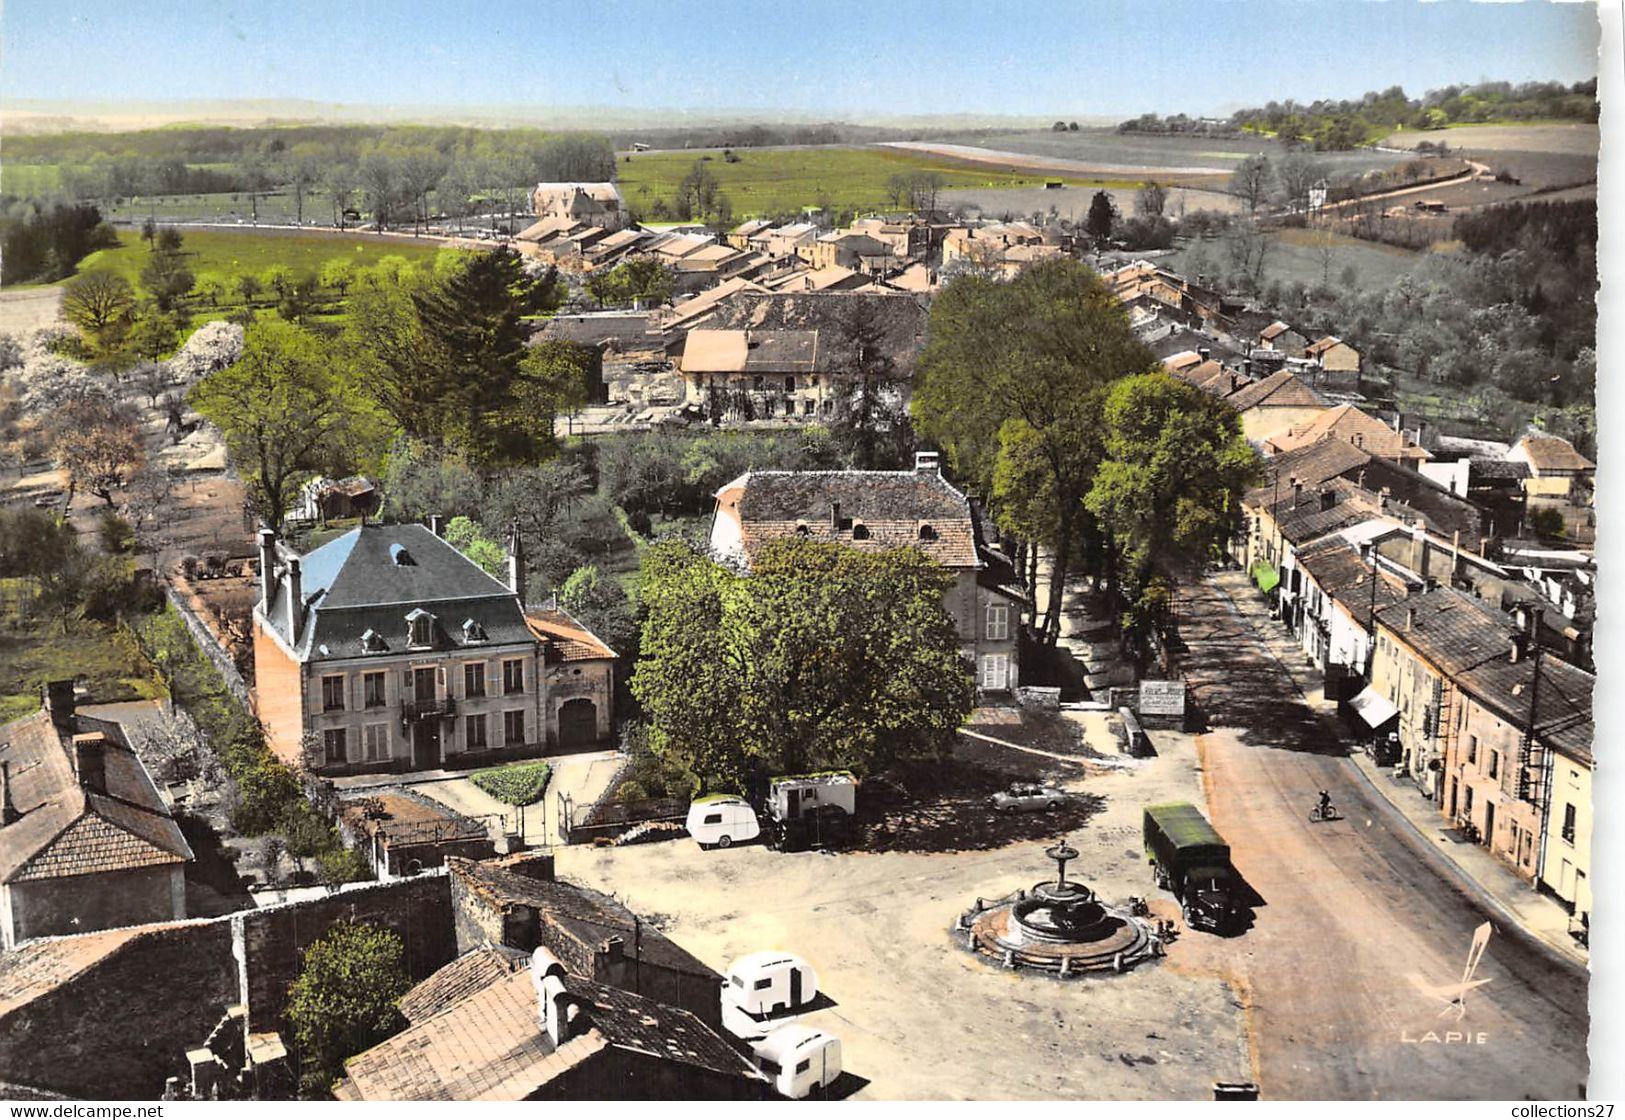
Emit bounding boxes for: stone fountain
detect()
[957,839,1162,976]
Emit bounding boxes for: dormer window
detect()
[918,524,937,541]
[389,544,417,566]
[361,629,388,654]
[795,521,810,537]
[851,522,870,541]
[405,608,436,650]
[462,619,488,644]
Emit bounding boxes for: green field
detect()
[0,582,164,723]
[1168,226,1425,294]
[617,145,1096,219]
[77,228,458,291]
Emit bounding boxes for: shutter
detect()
[438,665,448,697]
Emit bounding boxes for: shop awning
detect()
[1250,560,1279,593]
[1349,685,1400,729]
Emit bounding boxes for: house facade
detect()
[0,684,192,949]
[252,523,615,777]
[709,454,1027,693]
[530,183,627,232]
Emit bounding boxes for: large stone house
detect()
[530,182,627,232]
[0,685,192,949]
[252,523,615,777]
[709,453,1027,693]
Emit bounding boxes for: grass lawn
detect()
[617,145,1098,219]
[0,609,164,724]
[78,228,457,292]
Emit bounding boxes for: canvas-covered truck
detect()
[763,772,857,852]
[1143,801,1243,934]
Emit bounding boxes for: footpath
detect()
[1206,569,1588,969]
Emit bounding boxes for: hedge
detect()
[471,761,552,806]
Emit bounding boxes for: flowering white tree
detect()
[166,319,245,385]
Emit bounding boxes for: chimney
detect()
[1451,530,1462,579]
[599,936,625,962]
[1290,476,1302,502]
[1509,631,1529,664]
[915,451,940,477]
[257,528,277,609]
[428,515,444,538]
[1411,520,1427,575]
[43,680,76,730]
[73,733,108,795]
[506,519,526,606]
[285,557,304,639]
[1378,486,1391,512]
[530,950,583,1049]
[1319,489,1335,513]
[1,761,18,826]
[1405,606,1416,631]
[1198,347,1211,360]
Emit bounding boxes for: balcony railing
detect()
[402,698,457,722]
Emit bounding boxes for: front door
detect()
[1483,801,1496,847]
[789,967,803,1007]
[412,720,441,769]
[558,698,598,748]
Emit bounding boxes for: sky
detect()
[0,0,1602,121]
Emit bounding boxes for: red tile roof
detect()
[526,608,617,662]
[1517,435,1594,474]
[0,709,191,884]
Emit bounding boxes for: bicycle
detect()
[1308,803,1342,823]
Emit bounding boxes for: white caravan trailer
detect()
[724,951,819,1017]
[685,796,760,848]
[751,1023,842,1099]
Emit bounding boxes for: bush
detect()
[470,761,552,806]
[1529,506,1566,539]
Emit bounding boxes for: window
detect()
[981,653,1010,691]
[363,672,387,709]
[1466,735,1477,765]
[1562,803,1577,844]
[465,662,487,698]
[363,723,390,762]
[784,375,795,392]
[406,610,435,649]
[503,659,525,695]
[753,978,772,991]
[851,523,870,541]
[465,713,488,750]
[704,812,722,825]
[986,604,1009,641]
[361,628,387,654]
[462,619,487,644]
[321,675,346,712]
[504,710,526,746]
[918,523,937,541]
[323,728,348,765]
[795,1059,811,1075]
[1488,751,1500,780]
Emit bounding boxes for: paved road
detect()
[1173,577,1589,1100]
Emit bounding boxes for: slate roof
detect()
[1250,440,1484,541]
[729,469,981,569]
[1455,651,1594,767]
[534,313,664,353]
[1293,536,1411,630]
[1374,587,1521,677]
[697,290,929,376]
[1470,458,1531,482]
[526,609,617,663]
[0,709,192,884]
[448,859,718,983]
[338,968,760,1100]
[260,524,534,664]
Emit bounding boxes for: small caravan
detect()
[686,796,760,848]
[724,951,818,1017]
[751,1023,842,1099]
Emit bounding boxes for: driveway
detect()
[1173,576,1588,1099]
[407,748,623,846]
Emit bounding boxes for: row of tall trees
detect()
[912,259,1260,651]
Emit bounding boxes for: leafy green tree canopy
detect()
[285,922,411,1097]
[631,538,974,792]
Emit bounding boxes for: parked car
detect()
[989,782,1068,813]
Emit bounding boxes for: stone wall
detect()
[0,920,238,1100]
[7,865,184,944]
